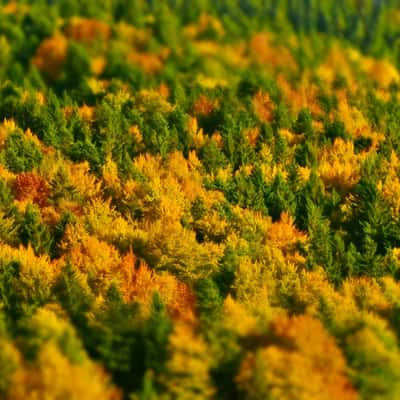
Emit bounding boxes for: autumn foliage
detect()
[1,0,400,399]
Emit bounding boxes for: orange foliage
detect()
[78,104,95,122]
[158,82,170,99]
[128,51,164,74]
[32,33,68,80]
[266,212,308,264]
[13,172,49,207]
[119,251,197,324]
[249,33,296,72]
[253,91,275,123]
[277,74,322,115]
[236,315,357,400]
[3,1,18,14]
[65,18,111,44]
[192,95,217,116]
[90,56,106,75]
[246,127,260,148]
[165,279,196,324]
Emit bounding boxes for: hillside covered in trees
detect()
[2,0,400,398]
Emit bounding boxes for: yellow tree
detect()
[9,343,121,400]
[236,315,357,400]
[159,323,215,400]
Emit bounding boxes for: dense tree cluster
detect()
[1,0,400,398]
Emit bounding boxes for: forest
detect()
[1,0,400,398]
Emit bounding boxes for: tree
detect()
[1,131,43,173]
[159,322,215,400]
[236,315,357,400]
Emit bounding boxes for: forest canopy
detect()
[0,0,400,399]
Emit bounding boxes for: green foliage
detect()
[195,278,223,321]
[18,204,51,255]
[1,1,400,399]
[63,41,92,87]
[349,178,400,256]
[1,131,42,173]
[264,173,296,220]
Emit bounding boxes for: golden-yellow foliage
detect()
[184,14,224,39]
[193,40,220,57]
[265,212,308,263]
[279,128,304,146]
[9,343,120,400]
[129,124,143,146]
[342,277,390,314]
[293,268,339,315]
[115,23,150,48]
[378,275,400,305]
[136,89,175,113]
[0,119,17,149]
[232,244,303,319]
[160,323,215,400]
[222,295,258,336]
[188,117,206,148]
[233,257,271,313]
[363,59,400,88]
[83,197,134,244]
[68,232,121,294]
[316,44,358,90]
[0,243,60,300]
[0,338,21,394]
[102,156,122,194]
[236,315,357,400]
[68,161,101,200]
[378,152,400,217]
[144,217,223,281]
[192,208,229,242]
[318,138,361,191]
[337,100,384,152]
